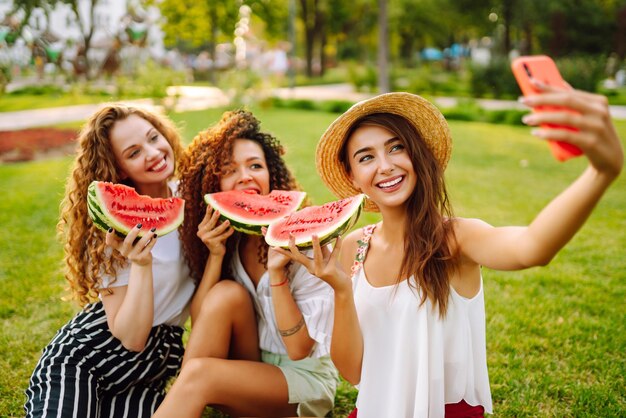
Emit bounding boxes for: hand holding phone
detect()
[511,55,583,162]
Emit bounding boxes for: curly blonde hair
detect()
[178,109,304,282]
[58,104,184,306]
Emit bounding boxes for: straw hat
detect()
[316,92,452,212]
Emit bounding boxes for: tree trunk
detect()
[617,6,626,60]
[548,11,567,57]
[209,4,218,85]
[521,21,533,56]
[69,0,99,79]
[320,31,327,77]
[501,0,514,56]
[400,33,414,67]
[318,8,326,77]
[300,0,313,77]
[377,0,389,93]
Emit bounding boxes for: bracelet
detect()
[270,276,289,287]
[279,316,306,337]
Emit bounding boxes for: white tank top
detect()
[352,225,492,417]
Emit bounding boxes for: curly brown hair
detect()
[58,104,184,306]
[178,109,304,282]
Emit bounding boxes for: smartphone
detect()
[511,55,583,161]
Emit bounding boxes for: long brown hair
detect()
[342,113,457,316]
[178,109,303,283]
[58,105,184,306]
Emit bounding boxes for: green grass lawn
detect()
[0,90,115,112]
[1,108,624,417]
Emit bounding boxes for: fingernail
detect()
[136,223,142,229]
[150,227,156,232]
[519,96,536,105]
[153,233,158,238]
[530,128,547,138]
[108,227,113,233]
[522,114,537,124]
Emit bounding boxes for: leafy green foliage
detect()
[556,56,606,93]
[155,0,239,50]
[469,58,520,99]
[114,59,187,104]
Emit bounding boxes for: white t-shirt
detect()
[231,247,334,358]
[98,182,195,327]
[353,269,492,417]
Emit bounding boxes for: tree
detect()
[155,0,239,81]
[59,0,102,78]
[392,0,465,66]
[378,0,389,92]
[299,0,324,77]
[6,0,55,40]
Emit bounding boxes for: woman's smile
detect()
[376,175,405,192]
[148,157,168,173]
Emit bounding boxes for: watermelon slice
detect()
[265,194,365,249]
[204,190,307,235]
[87,181,184,237]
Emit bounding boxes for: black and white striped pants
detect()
[24,302,184,418]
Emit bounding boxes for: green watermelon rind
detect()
[204,190,307,236]
[87,181,184,237]
[217,214,266,236]
[87,197,127,238]
[265,194,365,250]
[87,202,110,232]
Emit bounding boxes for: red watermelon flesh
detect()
[88,181,184,237]
[204,189,307,235]
[265,194,365,249]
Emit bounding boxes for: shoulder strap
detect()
[350,224,376,279]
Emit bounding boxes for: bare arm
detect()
[101,225,157,352]
[267,248,316,361]
[277,232,364,384]
[458,87,623,270]
[331,233,365,385]
[189,207,234,322]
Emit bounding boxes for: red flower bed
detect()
[0,128,78,162]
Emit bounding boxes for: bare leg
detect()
[183,280,259,366]
[153,358,297,418]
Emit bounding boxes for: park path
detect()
[276,84,626,118]
[2,84,626,130]
[0,86,230,130]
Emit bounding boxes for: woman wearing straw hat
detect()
[277,84,623,417]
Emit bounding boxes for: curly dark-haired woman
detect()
[154,110,338,418]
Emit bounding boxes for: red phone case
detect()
[511,55,583,162]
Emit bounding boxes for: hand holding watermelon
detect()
[266,245,292,275]
[105,223,158,266]
[197,206,234,256]
[275,234,351,293]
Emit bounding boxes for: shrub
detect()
[555,56,605,92]
[440,99,526,126]
[318,99,354,113]
[469,58,519,99]
[0,63,11,95]
[347,62,377,92]
[8,84,65,96]
[264,97,354,114]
